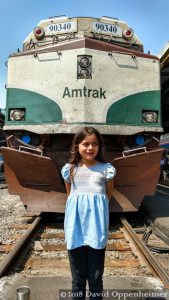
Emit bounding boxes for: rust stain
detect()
[45,224,64,229]
[108,232,124,239]
[39,232,65,239]
[12,234,24,239]
[105,258,140,268]
[25,258,69,268]
[24,257,139,269]
[42,244,66,251]
[9,224,30,229]
[106,243,130,251]
[0,244,13,252]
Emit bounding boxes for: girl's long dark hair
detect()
[69,127,106,182]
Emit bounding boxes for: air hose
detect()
[142,225,169,253]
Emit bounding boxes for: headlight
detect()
[79,56,91,68]
[33,26,45,40]
[77,55,92,79]
[142,111,157,123]
[9,109,25,121]
[80,69,90,79]
[122,28,134,40]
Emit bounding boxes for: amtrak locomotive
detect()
[2,16,163,212]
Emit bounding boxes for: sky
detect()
[0,0,169,109]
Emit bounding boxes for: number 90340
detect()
[92,22,121,36]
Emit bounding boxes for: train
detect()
[158,42,169,182]
[0,109,5,176]
[160,41,169,135]
[1,15,163,212]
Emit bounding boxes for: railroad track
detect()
[0,212,42,277]
[0,212,169,289]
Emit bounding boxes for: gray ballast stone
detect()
[142,193,169,239]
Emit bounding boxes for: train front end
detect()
[2,16,163,212]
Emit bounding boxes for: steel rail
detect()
[157,183,169,196]
[120,215,169,289]
[0,214,42,277]
[157,183,169,189]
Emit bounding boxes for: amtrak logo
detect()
[63,86,106,99]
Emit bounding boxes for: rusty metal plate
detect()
[110,148,163,212]
[1,147,67,212]
[1,147,64,192]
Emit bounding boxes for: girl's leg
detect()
[68,246,88,299]
[87,246,106,300]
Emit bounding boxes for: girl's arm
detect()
[64,180,71,196]
[106,178,114,200]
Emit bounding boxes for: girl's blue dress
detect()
[61,162,116,250]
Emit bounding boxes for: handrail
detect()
[108,50,136,58]
[19,145,43,156]
[122,147,147,157]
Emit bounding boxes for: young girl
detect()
[61,126,116,300]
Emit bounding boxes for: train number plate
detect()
[46,21,77,35]
[92,21,122,36]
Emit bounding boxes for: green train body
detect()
[2,16,163,212]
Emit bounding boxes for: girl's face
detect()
[78,134,99,162]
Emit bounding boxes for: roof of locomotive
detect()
[23,15,143,52]
[159,42,169,88]
[0,109,5,128]
[159,42,169,67]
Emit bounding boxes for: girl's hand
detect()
[64,180,71,196]
[106,179,114,200]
